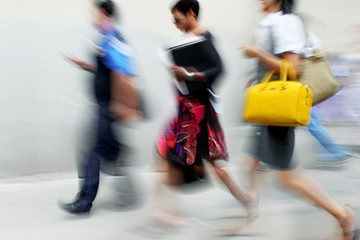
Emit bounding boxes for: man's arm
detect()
[64,54,96,73]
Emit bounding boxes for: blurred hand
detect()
[67,56,89,70]
[170,65,187,81]
[61,52,95,72]
[240,44,260,58]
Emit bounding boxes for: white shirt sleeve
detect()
[272,15,307,55]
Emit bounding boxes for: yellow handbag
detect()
[243,60,313,126]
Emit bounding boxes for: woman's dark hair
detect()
[171,0,200,19]
[96,0,117,17]
[281,0,295,14]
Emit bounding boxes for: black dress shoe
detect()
[58,198,92,214]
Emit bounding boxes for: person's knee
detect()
[165,162,186,186]
[276,171,296,189]
[193,165,205,176]
[246,156,260,173]
[210,163,227,180]
[153,152,169,172]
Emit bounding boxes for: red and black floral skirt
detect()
[157,94,228,167]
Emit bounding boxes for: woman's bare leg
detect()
[245,156,261,192]
[149,153,190,226]
[209,161,258,218]
[276,168,355,238]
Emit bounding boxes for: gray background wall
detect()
[0,0,359,177]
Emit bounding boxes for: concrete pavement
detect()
[1,161,360,239]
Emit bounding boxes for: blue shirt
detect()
[94,30,137,104]
[99,30,137,76]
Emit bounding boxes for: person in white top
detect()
[241,0,357,239]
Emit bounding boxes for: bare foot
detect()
[152,209,191,227]
[338,207,358,240]
[244,192,259,224]
[134,209,191,237]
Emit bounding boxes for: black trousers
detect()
[78,104,120,209]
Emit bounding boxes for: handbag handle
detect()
[261,59,298,84]
[261,59,288,84]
